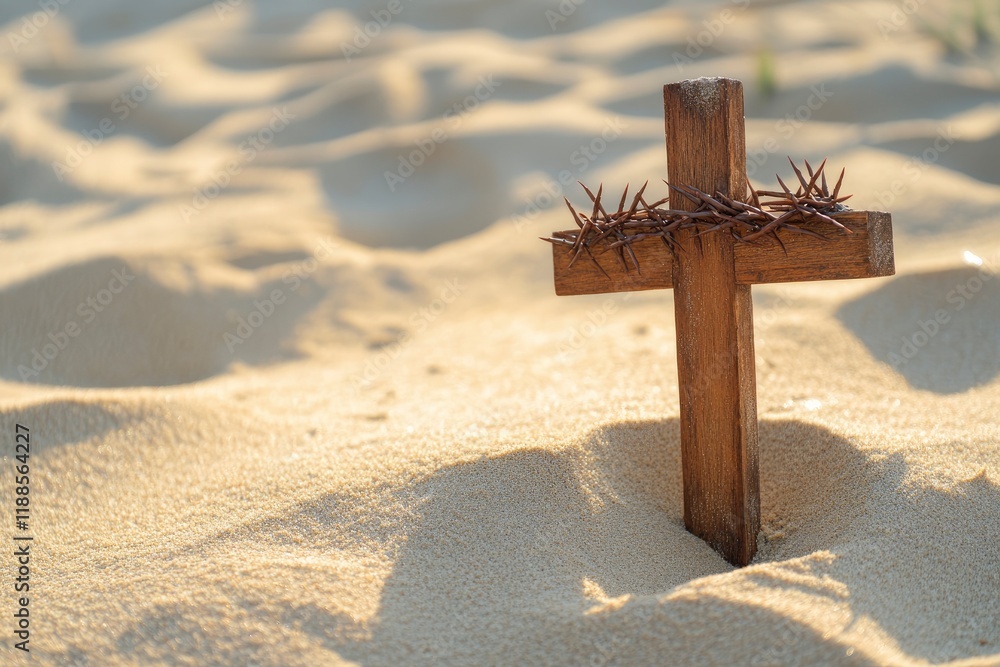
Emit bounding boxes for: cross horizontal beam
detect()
[552,210,893,296]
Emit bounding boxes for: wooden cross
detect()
[549,77,894,566]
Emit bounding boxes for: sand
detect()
[0,0,998,665]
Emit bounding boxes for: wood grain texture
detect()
[551,211,895,296]
[547,76,896,567]
[734,211,894,284]
[665,78,759,566]
[551,230,674,296]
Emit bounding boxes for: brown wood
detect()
[552,211,894,296]
[546,76,895,567]
[664,78,759,566]
[551,230,674,296]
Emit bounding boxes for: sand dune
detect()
[0,0,998,665]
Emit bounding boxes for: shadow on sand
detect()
[116,418,998,666]
[837,267,1000,394]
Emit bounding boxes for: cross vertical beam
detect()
[664,78,759,565]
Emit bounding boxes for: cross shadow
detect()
[110,419,997,665]
[320,419,895,665]
[837,267,1000,394]
[111,417,992,665]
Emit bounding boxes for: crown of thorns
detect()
[542,157,852,275]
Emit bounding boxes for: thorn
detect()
[583,244,610,279]
[668,183,702,206]
[578,182,603,225]
[617,184,629,215]
[626,180,649,220]
[564,197,584,229]
[770,228,787,255]
[832,167,846,200]
[804,157,827,197]
[749,181,762,210]
[624,243,640,274]
[775,174,794,197]
[788,157,810,195]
